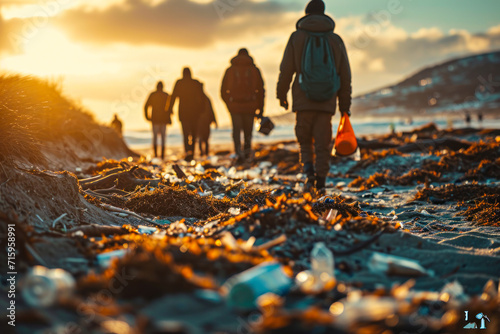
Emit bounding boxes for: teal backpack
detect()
[299,31,340,102]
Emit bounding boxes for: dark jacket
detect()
[169,78,204,123]
[144,90,170,124]
[221,53,265,114]
[198,95,217,141]
[277,14,352,114]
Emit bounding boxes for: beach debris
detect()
[311,242,335,285]
[222,262,292,310]
[22,266,75,307]
[295,242,336,294]
[228,207,241,216]
[96,249,130,268]
[100,203,160,226]
[368,252,432,277]
[137,225,158,235]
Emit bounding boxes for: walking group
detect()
[142,0,352,191]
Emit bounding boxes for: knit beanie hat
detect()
[305,0,325,14]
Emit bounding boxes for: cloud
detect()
[334,15,500,92]
[51,0,295,49]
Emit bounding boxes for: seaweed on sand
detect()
[235,188,275,207]
[348,169,441,189]
[348,149,405,174]
[422,141,500,175]
[253,143,300,174]
[79,233,274,299]
[125,186,235,219]
[414,183,499,202]
[414,184,500,226]
[458,194,500,226]
[312,194,361,217]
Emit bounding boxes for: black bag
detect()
[256,117,274,136]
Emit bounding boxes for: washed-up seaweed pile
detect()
[253,142,301,174]
[423,140,500,178]
[347,148,405,174]
[348,139,500,190]
[78,233,275,299]
[414,183,500,226]
[349,169,443,189]
[125,186,234,219]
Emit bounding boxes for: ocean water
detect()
[124,114,500,151]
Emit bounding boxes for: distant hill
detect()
[352,51,500,116]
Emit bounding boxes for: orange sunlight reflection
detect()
[2,26,120,77]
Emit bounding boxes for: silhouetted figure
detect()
[168,68,205,161]
[198,87,218,156]
[144,81,171,160]
[389,122,396,134]
[111,114,123,137]
[277,0,352,190]
[221,48,265,164]
[478,112,483,123]
[465,112,471,126]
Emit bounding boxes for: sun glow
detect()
[1,26,120,77]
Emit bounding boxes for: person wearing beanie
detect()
[305,0,325,15]
[276,0,352,191]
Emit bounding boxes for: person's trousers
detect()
[152,123,167,159]
[181,120,198,157]
[230,113,254,158]
[295,111,333,178]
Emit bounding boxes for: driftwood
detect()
[66,224,132,237]
[100,203,165,227]
[80,170,160,191]
[173,164,187,179]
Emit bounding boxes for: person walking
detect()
[111,114,123,137]
[221,48,265,164]
[144,81,171,160]
[198,86,218,157]
[277,0,352,190]
[168,67,205,161]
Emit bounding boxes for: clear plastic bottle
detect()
[22,266,75,307]
[311,242,335,283]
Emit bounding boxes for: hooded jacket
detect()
[277,14,352,114]
[221,53,265,114]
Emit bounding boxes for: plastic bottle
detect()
[311,242,335,283]
[222,262,292,310]
[22,266,75,307]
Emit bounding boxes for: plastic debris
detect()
[368,252,432,277]
[137,225,158,235]
[222,262,292,310]
[228,207,241,216]
[22,266,75,307]
[96,249,130,268]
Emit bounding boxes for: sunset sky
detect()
[1,0,500,130]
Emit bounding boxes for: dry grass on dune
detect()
[0,74,128,166]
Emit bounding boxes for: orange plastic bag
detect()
[333,113,358,156]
